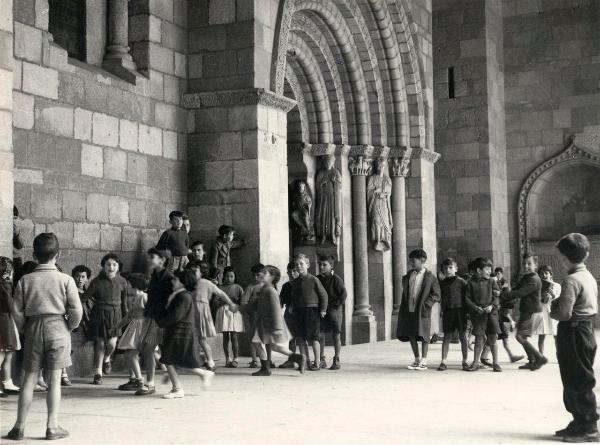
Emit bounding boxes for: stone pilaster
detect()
[103,0,137,81]
[348,149,376,344]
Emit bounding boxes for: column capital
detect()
[348,155,372,176]
[411,146,441,164]
[390,147,413,178]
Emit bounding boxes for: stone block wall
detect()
[12,0,188,275]
[503,0,600,271]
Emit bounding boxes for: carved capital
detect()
[348,155,372,176]
[389,147,413,177]
[411,147,441,164]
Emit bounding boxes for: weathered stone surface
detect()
[104,148,128,182]
[233,159,258,189]
[0,0,12,32]
[204,161,233,191]
[22,62,58,99]
[129,199,147,227]
[109,196,129,225]
[62,191,86,220]
[209,0,235,25]
[13,168,42,184]
[81,144,104,178]
[86,193,109,223]
[147,200,167,228]
[31,187,61,220]
[138,124,163,156]
[47,221,74,248]
[119,119,138,151]
[100,224,122,251]
[14,22,42,63]
[127,152,148,185]
[12,92,34,130]
[92,113,119,147]
[35,102,73,137]
[74,108,93,141]
[73,223,100,249]
[122,226,143,251]
[162,130,178,159]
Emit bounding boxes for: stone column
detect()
[349,152,377,343]
[0,5,13,258]
[390,148,412,327]
[103,0,137,81]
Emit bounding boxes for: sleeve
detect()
[335,276,347,306]
[491,279,501,309]
[502,276,538,302]
[82,279,96,304]
[13,232,24,250]
[12,280,25,333]
[315,277,328,312]
[423,275,441,308]
[156,293,190,328]
[156,230,170,251]
[121,281,129,317]
[551,278,578,321]
[65,277,84,330]
[208,244,219,271]
[464,282,478,312]
[241,294,259,314]
[211,283,234,306]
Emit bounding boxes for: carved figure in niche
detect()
[290,179,314,242]
[367,157,393,251]
[315,155,342,246]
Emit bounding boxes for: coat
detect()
[396,270,440,341]
[245,284,287,345]
[501,272,542,315]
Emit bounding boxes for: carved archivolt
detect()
[518,135,600,259]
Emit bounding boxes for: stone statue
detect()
[315,155,342,246]
[290,179,314,242]
[367,157,393,251]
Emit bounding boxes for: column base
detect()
[102,57,139,83]
[351,314,377,344]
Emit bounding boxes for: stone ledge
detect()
[183,88,297,112]
[411,147,441,163]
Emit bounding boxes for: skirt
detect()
[161,326,203,369]
[252,325,291,347]
[196,301,216,339]
[140,318,164,347]
[0,314,20,351]
[87,305,122,341]
[534,304,556,336]
[117,318,146,350]
[215,306,244,333]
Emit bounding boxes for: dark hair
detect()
[467,260,476,273]
[0,256,13,278]
[265,265,281,290]
[72,265,91,279]
[318,254,336,266]
[169,210,184,220]
[182,214,189,220]
[21,261,38,276]
[286,262,296,270]
[473,257,493,271]
[522,253,538,265]
[13,206,18,218]
[556,233,590,264]
[223,266,235,278]
[33,233,60,263]
[101,253,121,269]
[494,267,504,274]
[128,273,149,291]
[190,240,204,248]
[441,257,457,268]
[199,261,211,278]
[251,263,266,274]
[409,249,427,261]
[538,265,553,276]
[177,268,198,292]
[218,225,234,237]
[148,248,172,269]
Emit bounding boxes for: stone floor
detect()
[0,337,592,445]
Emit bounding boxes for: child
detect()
[157,210,190,273]
[501,254,545,370]
[7,233,82,441]
[317,255,347,370]
[536,264,561,358]
[0,257,20,396]
[187,260,238,371]
[243,265,305,376]
[437,258,468,371]
[134,248,173,396]
[209,225,244,284]
[278,263,300,369]
[116,274,149,391]
[216,266,244,367]
[84,253,129,385]
[182,214,191,234]
[396,249,440,370]
[189,240,205,263]
[157,269,216,399]
[242,263,267,368]
[551,233,599,441]
[291,254,328,371]
[464,258,502,372]
[12,206,24,279]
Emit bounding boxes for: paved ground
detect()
[0,337,592,445]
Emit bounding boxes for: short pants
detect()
[517,312,543,337]
[470,311,501,336]
[293,307,320,342]
[442,308,466,334]
[23,315,71,372]
[320,307,343,334]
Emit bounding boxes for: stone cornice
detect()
[349,144,375,157]
[183,88,297,112]
[411,147,441,163]
[287,143,350,156]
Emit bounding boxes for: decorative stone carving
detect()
[348,155,372,176]
[390,155,411,178]
[183,88,297,112]
[411,146,441,163]
[290,179,314,242]
[315,155,342,246]
[367,158,393,252]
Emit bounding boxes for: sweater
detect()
[317,272,347,310]
[156,228,189,257]
[501,272,542,315]
[551,264,598,321]
[12,264,83,331]
[144,268,174,320]
[291,274,328,311]
[440,276,467,310]
[465,276,500,311]
[84,272,128,315]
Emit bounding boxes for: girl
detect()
[187,261,238,371]
[217,267,244,368]
[85,253,128,385]
[157,269,218,399]
[0,257,20,396]
[116,274,149,391]
[537,265,561,358]
[244,265,306,376]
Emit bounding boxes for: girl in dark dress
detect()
[157,269,224,399]
[0,257,20,396]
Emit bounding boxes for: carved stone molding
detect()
[183,88,297,112]
[311,143,336,156]
[411,147,441,164]
[349,144,375,158]
[287,142,311,156]
[389,146,413,177]
[287,143,351,157]
[517,134,600,259]
[348,155,372,176]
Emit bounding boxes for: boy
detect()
[279,262,300,369]
[7,233,82,441]
[242,263,267,368]
[60,265,93,387]
[209,225,244,284]
[156,210,189,273]
[182,214,191,234]
[396,249,440,370]
[317,255,347,370]
[464,258,502,372]
[291,254,328,371]
[134,248,174,396]
[551,233,599,442]
[189,240,205,263]
[501,254,545,370]
[437,258,468,371]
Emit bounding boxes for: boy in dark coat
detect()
[156,210,190,273]
[396,249,440,371]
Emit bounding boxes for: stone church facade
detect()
[1,0,599,347]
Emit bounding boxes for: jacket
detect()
[396,269,440,340]
[501,272,542,315]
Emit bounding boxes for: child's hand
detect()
[229,304,239,313]
[320,311,326,318]
[476,307,484,314]
[485,305,493,314]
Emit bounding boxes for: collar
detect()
[34,264,58,271]
[412,268,426,276]
[569,264,587,274]
[472,275,490,282]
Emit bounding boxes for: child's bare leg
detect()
[1,351,13,381]
[421,340,429,360]
[269,343,292,357]
[222,332,230,361]
[459,332,469,363]
[104,337,117,363]
[13,371,38,429]
[473,336,485,365]
[516,333,542,362]
[319,334,326,359]
[487,335,499,364]
[199,338,214,367]
[46,369,62,429]
[252,343,267,361]
[266,344,273,362]
[141,343,156,386]
[502,337,515,358]
[166,365,182,390]
[441,335,451,362]
[409,337,420,360]
[310,340,319,363]
[127,350,142,380]
[94,338,105,374]
[538,335,546,356]
[231,333,239,360]
[297,338,308,360]
[481,345,490,360]
[333,333,341,359]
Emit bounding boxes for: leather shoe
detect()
[46,426,69,440]
[5,427,24,441]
